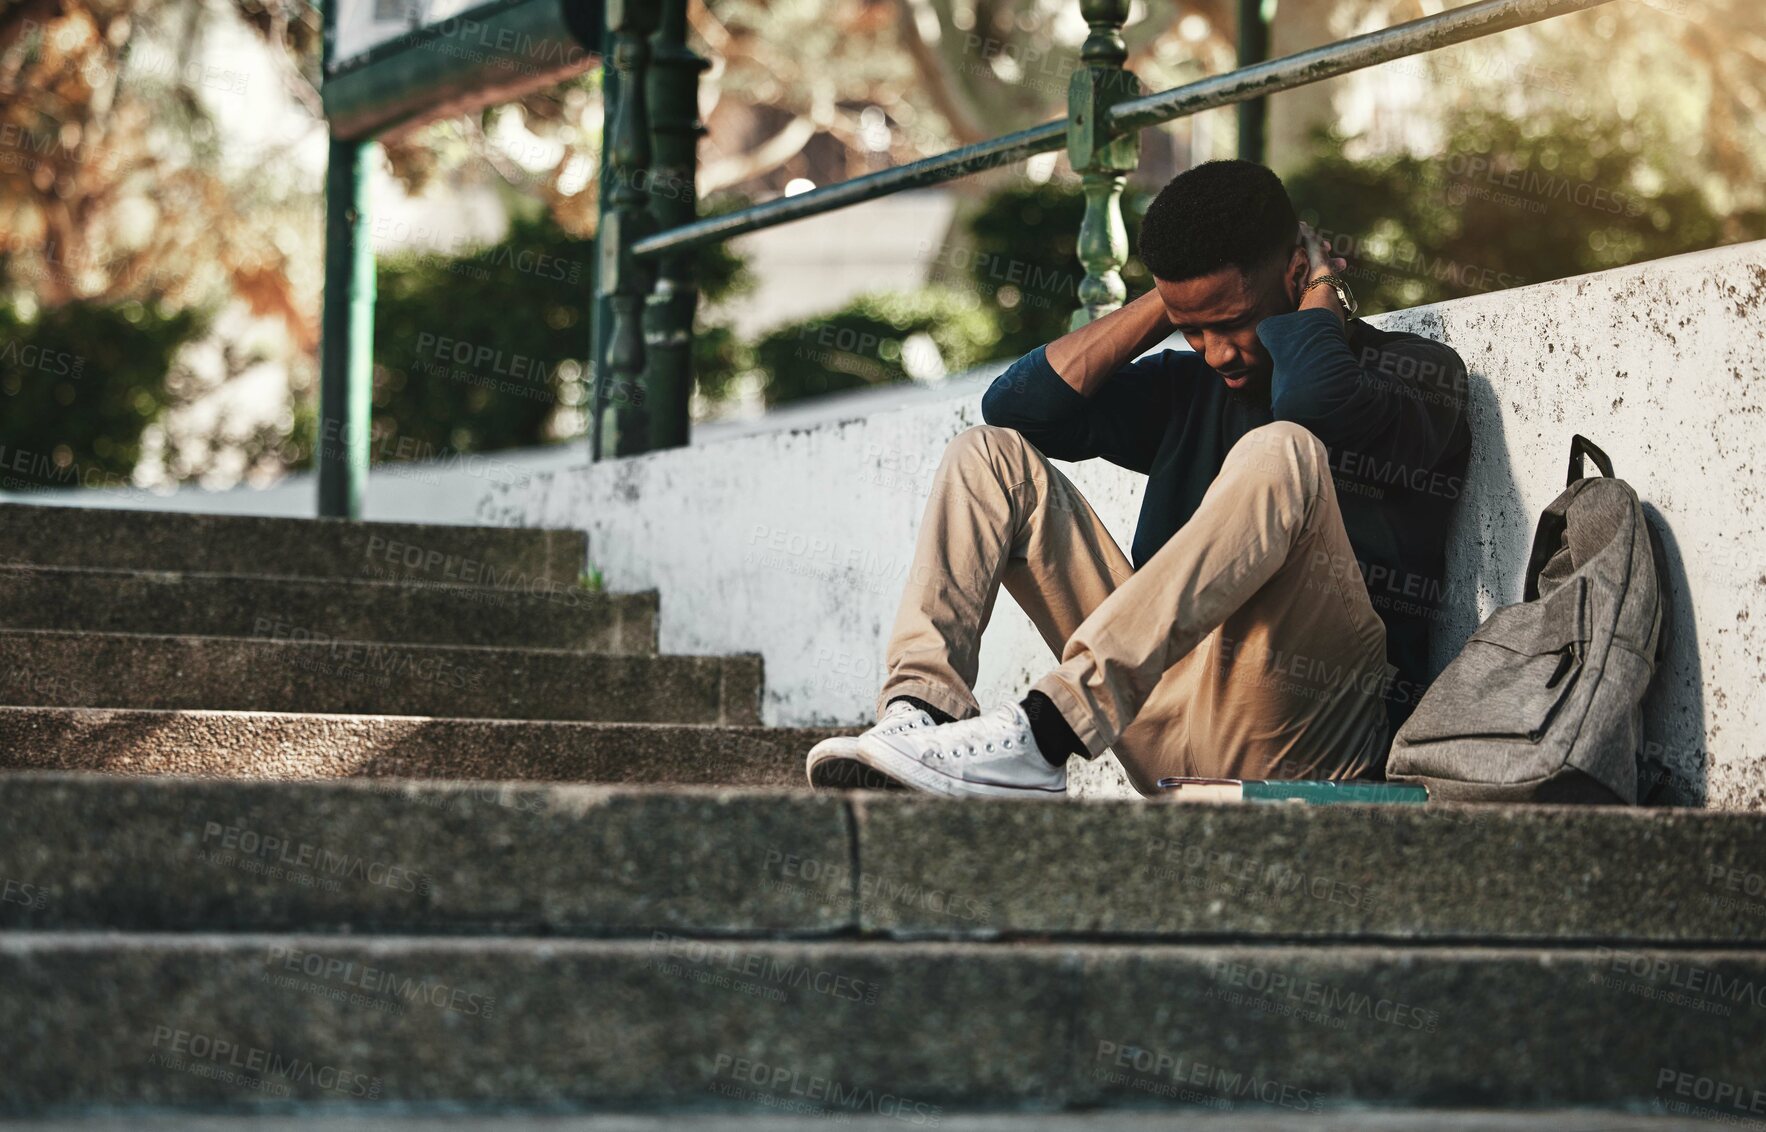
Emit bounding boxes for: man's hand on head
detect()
[1296,222,1350,323]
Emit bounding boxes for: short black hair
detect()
[1137,160,1299,282]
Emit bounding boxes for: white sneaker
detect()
[855,703,1067,799]
[804,699,935,790]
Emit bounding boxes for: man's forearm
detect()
[1043,290,1173,398]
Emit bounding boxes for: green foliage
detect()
[730,101,1757,413]
[751,289,998,406]
[326,198,755,461]
[1284,106,1762,315]
[690,321,752,405]
[950,181,1150,361]
[0,300,202,489]
[356,102,1763,430]
[686,194,757,406]
[357,209,592,465]
[691,195,755,302]
[729,181,1150,408]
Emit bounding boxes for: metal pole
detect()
[641,0,706,452]
[597,0,659,457]
[632,120,1068,258]
[590,22,617,462]
[1236,0,1270,164]
[317,0,375,519]
[317,138,373,519]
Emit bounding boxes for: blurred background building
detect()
[1,0,1761,506]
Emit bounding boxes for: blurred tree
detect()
[1286,104,1765,315]
[0,0,321,326]
[679,191,756,408]
[0,0,323,486]
[751,288,996,406]
[4,0,1762,488]
[264,206,754,466]
[1436,0,1766,213]
[0,299,200,487]
[941,180,1150,361]
[738,79,1764,412]
[360,210,589,463]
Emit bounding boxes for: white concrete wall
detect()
[479,240,1766,810]
[0,381,993,524]
[0,444,574,525]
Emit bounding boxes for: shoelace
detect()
[926,709,1027,761]
[880,707,929,735]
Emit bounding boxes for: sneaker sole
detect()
[805,737,910,791]
[853,734,1067,799]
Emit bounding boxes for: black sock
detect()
[1020,691,1086,768]
[887,695,955,726]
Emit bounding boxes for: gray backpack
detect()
[1387,436,1668,804]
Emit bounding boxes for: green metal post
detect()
[1237,0,1272,163]
[597,0,659,457]
[590,23,617,462]
[316,137,375,518]
[1066,0,1140,329]
[641,0,707,452]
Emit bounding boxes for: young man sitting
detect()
[807,160,1471,798]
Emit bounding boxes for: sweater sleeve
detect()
[1258,308,1467,473]
[980,344,1177,474]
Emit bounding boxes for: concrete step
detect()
[0,631,760,723]
[0,565,658,652]
[0,502,585,584]
[0,1115,1729,1131]
[3,933,1760,1113]
[0,706,867,788]
[3,773,1761,943]
[0,774,848,935]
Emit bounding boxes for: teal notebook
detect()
[1155,776,1429,805]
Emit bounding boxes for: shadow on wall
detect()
[1639,501,1707,806]
[1433,365,1522,666]
[1431,359,1707,806]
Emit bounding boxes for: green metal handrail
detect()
[314,0,1625,512]
[628,120,1069,261]
[1107,0,1617,133]
[593,0,1615,458]
[629,0,1615,258]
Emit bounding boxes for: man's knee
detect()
[946,422,1031,455]
[1226,420,1329,484]
[941,424,1034,477]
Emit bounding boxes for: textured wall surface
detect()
[482,240,1766,809]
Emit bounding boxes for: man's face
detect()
[1154,248,1305,395]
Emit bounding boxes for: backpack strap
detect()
[1522,507,1563,602]
[1525,435,1615,600]
[1567,433,1614,484]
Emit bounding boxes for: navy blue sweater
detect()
[982,308,1471,735]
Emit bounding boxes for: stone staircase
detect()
[0,503,839,783]
[1,502,1762,1124]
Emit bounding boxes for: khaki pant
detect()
[878,422,1394,794]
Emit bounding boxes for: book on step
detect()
[1154,776,1429,805]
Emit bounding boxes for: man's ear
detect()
[1283,246,1309,305]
